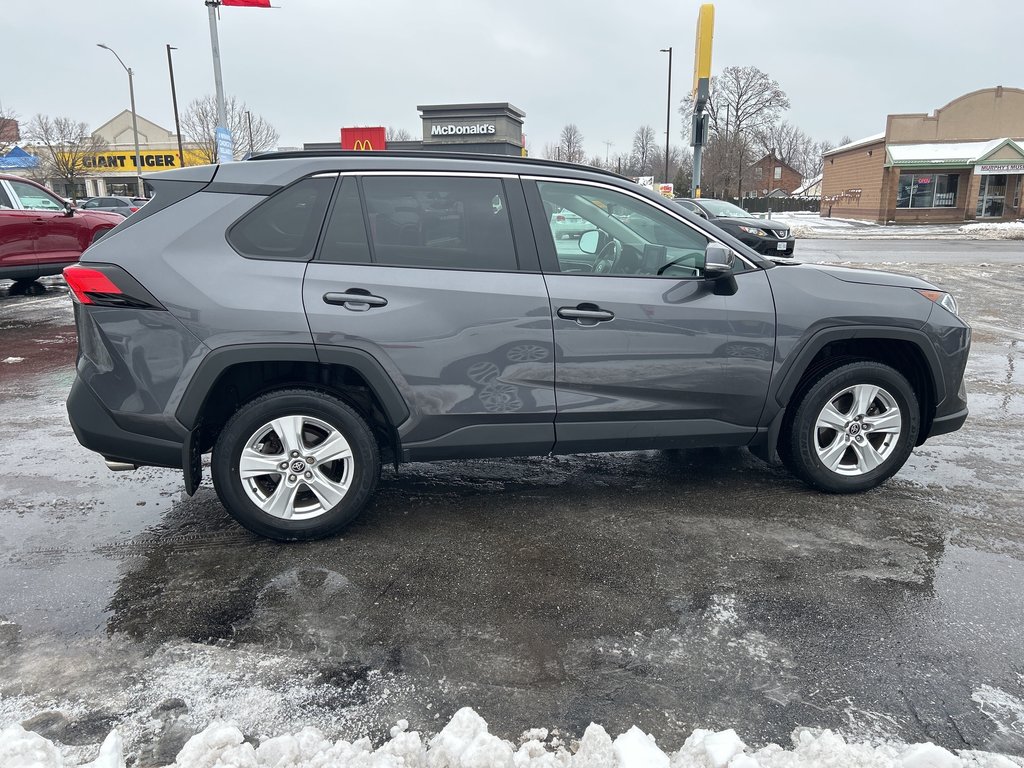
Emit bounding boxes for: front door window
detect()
[977,174,1007,218]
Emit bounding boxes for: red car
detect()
[0,174,122,286]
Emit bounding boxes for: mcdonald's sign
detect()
[341,127,387,151]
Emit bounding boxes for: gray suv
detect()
[65,151,970,540]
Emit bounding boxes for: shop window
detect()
[976,174,1007,218]
[896,172,959,209]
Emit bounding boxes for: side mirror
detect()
[578,230,601,255]
[63,202,75,217]
[704,242,734,278]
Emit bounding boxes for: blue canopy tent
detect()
[0,146,39,170]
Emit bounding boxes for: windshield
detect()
[698,199,754,218]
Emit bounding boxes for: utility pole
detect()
[205,0,233,162]
[245,110,254,156]
[166,44,185,169]
[602,140,613,164]
[660,47,672,184]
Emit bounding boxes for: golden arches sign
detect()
[353,140,374,151]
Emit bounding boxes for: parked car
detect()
[0,175,122,284]
[674,197,795,255]
[80,195,148,217]
[65,152,969,541]
[549,207,589,239]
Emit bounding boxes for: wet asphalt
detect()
[1,240,1023,763]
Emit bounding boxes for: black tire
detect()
[212,389,380,541]
[781,361,920,493]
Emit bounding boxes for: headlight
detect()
[737,225,768,237]
[916,289,959,316]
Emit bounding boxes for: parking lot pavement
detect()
[1,249,1023,763]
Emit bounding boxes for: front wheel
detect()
[212,389,380,540]
[781,362,920,493]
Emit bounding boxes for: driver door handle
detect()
[557,305,614,323]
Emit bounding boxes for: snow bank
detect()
[959,221,1024,240]
[2,708,1022,768]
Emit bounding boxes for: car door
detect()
[0,180,40,279]
[6,179,84,265]
[525,177,776,454]
[302,173,556,460]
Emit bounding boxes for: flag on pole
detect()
[221,0,271,6]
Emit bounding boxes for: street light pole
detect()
[245,110,254,156]
[98,44,144,198]
[660,47,672,186]
[166,44,185,169]
[206,0,231,161]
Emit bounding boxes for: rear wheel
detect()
[781,361,919,493]
[212,389,380,540]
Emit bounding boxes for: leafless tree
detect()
[181,95,279,163]
[683,65,790,197]
[0,103,20,155]
[650,144,691,185]
[386,127,412,142]
[542,142,561,161]
[631,125,657,176]
[558,124,586,165]
[24,115,106,202]
[587,154,606,170]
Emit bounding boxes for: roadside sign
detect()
[658,183,674,198]
[692,4,714,107]
[215,126,235,163]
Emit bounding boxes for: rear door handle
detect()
[557,305,614,323]
[323,291,388,310]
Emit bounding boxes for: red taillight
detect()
[63,264,122,304]
[129,207,139,212]
[555,215,565,222]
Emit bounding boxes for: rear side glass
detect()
[319,177,371,264]
[228,176,335,261]
[0,185,13,209]
[361,176,518,271]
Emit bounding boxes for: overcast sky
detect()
[3,0,1019,159]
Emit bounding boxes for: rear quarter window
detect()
[227,176,335,261]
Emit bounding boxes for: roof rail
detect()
[246,149,630,180]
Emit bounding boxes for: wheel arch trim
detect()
[773,326,944,408]
[175,343,410,431]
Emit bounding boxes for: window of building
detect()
[360,176,518,271]
[319,177,371,264]
[773,167,782,180]
[228,176,335,261]
[754,167,763,179]
[896,172,959,209]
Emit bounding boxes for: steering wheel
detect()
[592,238,622,275]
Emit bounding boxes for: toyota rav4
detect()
[64,151,970,540]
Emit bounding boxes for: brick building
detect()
[821,86,1024,223]
[749,151,802,196]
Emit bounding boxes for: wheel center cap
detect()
[291,460,306,473]
[848,422,862,436]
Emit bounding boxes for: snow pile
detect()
[4,707,1024,768]
[959,221,1024,239]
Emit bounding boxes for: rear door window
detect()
[228,176,335,261]
[318,177,372,264]
[360,176,518,271]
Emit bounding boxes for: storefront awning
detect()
[886,138,1024,168]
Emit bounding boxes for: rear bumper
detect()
[67,376,184,469]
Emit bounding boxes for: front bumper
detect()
[741,235,795,256]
